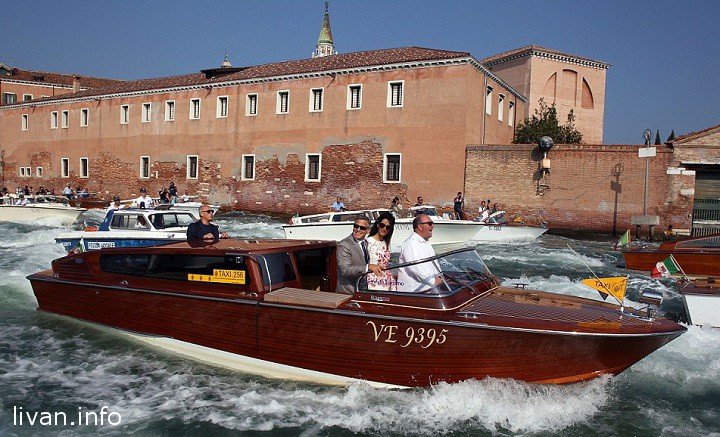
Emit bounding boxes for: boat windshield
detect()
[358,248,492,295]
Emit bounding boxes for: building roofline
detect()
[670,123,720,145]
[1,46,527,109]
[482,45,611,70]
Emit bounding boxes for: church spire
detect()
[314,2,335,58]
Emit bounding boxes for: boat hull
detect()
[29,272,683,386]
[56,234,185,252]
[0,204,85,225]
[621,250,720,276]
[470,224,548,241]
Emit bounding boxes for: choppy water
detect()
[0,214,718,436]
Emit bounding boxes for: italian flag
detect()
[651,255,680,278]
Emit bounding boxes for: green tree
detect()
[667,130,676,142]
[655,130,661,145]
[513,98,583,144]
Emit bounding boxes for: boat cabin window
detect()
[100,254,251,286]
[110,214,149,230]
[299,215,331,223]
[148,213,196,229]
[332,212,370,222]
[256,252,297,287]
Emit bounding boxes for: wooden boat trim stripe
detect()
[29,274,676,338]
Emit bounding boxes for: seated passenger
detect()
[135,216,149,229]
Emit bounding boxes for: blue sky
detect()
[2,0,718,144]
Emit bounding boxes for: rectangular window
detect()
[508,101,515,127]
[2,93,16,104]
[190,99,201,119]
[165,100,175,121]
[21,114,28,131]
[246,94,258,116]
[142,102,151,122]
[485,86,493,115]
[140,156,150,178]
[23,94,33,101]
[277,91,289,114]
[347,84,362,110]
[242,154,255,180]
[19,167,27,177]
[80,157,89,178]
[217,96,228,118]
[383,154,402,183]
[51,111,58,129]
[305,153,321,181]
[61,158,70,178]
[61,110,69,128]
[388,81,404,107]
[310,88,323,112]
[36,167,43,178]
[80,108,89,127]
[498,94,505,122]
[187,155,198,179]
[121,105,129,124]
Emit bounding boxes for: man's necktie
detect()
[361,240,370,263]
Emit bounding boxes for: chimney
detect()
[72,75,81,93]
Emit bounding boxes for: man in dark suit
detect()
[336,216,383,294]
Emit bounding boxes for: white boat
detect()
[55,208,197,252]
[469,210,548,241]
[283,207,483,252]
[0,195,86,225]
[678,277,720,328]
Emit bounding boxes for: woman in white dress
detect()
[366,212,396,291]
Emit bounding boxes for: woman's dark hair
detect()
[368,212,395,247]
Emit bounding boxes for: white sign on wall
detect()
[638,147,657,158]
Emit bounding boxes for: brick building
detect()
[0,64,122,105]
[1,5,714,234]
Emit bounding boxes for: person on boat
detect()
[62,184,74,200]
[478,201,489,222]
[331,196,347,212]
[389,196,401,217]
[491,202,500,214]
[454,192,465,220]
[135,215,149,229]
[15,193,29,206]
[366,212,396,291]
[168,182,177,198]
[159,187,170,204]
[107,195,125,211]
[180,189,192,203]
[187,204,228,242]
[397,214,443,292]
[132,188,155,209]
[336,216,383,294]
[415,196,424,207]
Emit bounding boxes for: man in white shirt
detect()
[107,195,125,212]
[15,194,29,205]
[397,214,443,292]
[131,188,155,209]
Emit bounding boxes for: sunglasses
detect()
[201,209,215,214]
[420,221,434,226]
[377,222,393,230]
[353,224,369,231]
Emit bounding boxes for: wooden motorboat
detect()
[619,234,720,276]
[55,208,197,252]
[28,240,685,387]
[678,277,720,328]
[0,195,86,225]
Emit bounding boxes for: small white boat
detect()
[678,277,720,328]
[283,207,482,252]
[469,210,548,241]
[55,208,197,252]
[0,195,86,225]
